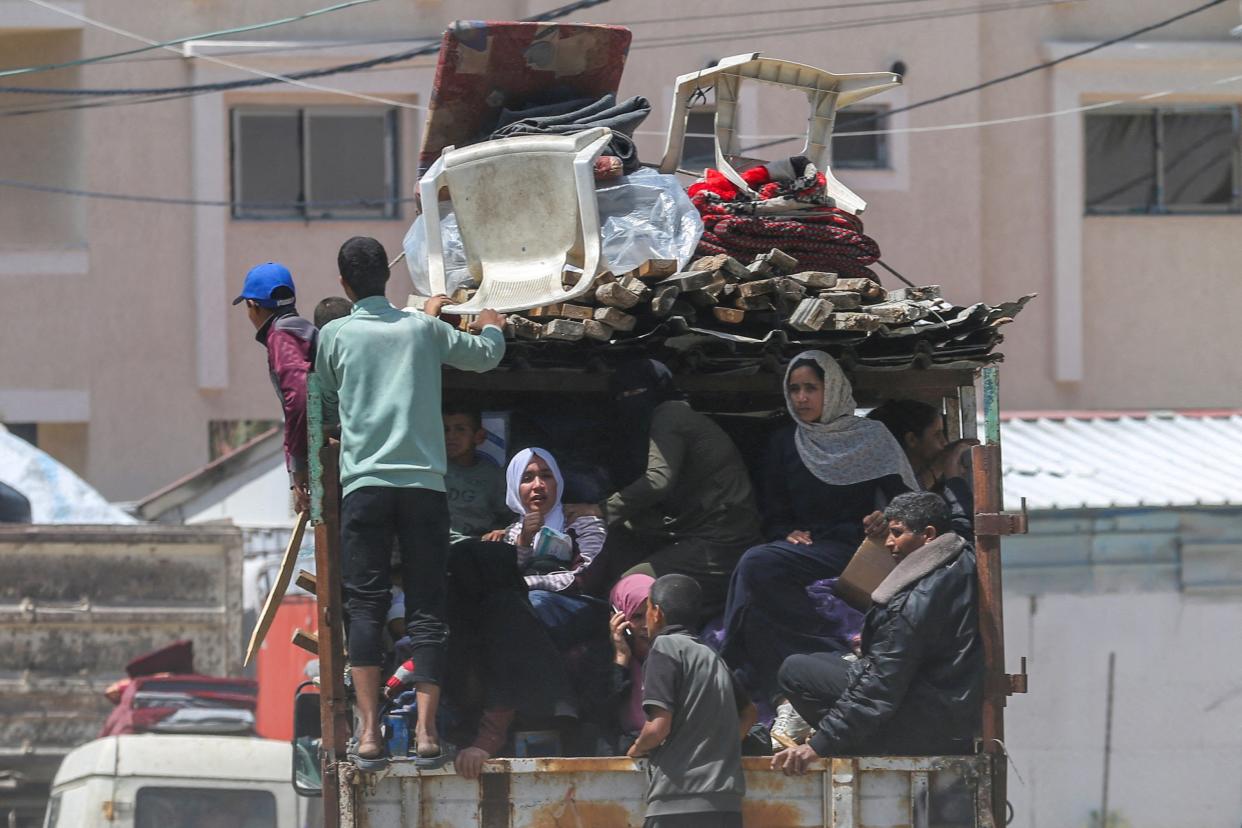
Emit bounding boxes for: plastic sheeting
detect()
[0,427,136,524]
[404,168,704,298]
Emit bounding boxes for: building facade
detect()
[2,0,1241,499]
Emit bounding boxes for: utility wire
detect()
[739,0,1228,152]
[0,0,610,97]
[618,0,949,26]
[19,0,429,112]
[0,0,379,79]
[0,177,415,208]
[630,0,1078,50]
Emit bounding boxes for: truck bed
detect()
[341,754,996,828]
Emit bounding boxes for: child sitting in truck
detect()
[628,574,757,828]
[442,405,510,543]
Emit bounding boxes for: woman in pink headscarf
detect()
[608,573,655,748]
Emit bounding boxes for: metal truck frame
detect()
[303,361,1027,828]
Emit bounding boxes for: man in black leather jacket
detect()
[771,492,982,773]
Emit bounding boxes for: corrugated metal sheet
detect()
[1002,411,1242,510]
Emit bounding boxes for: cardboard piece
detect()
[833,537,896,612]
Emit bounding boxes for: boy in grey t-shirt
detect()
[628,575,757,828]
[442,406,510,542]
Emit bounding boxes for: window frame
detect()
[230,106,400,222]
[831,105,890,171]
[1084,104,1242,216]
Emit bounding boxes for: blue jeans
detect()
[528,589,609,651]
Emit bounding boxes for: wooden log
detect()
[774,278,807,301]
[834,278,886,301]
[634,259,678,280]
[788,271,838,289]
[617,275,652,300]
[766,248,800,274]
[685,289,719,309]
[650,284,680,317]
[734,293,774,311]
[511,316,542,340]
[746,259,774,279]
[596,281,642,309]
[583,319,614,341]
[886,285,941,302]
[594,306,637,332]
[788,297,835,331]
[689,254,748,279]
[825,312,883,332]
[736,278,777,298]
[659,270,719,293]
[712,307,746,324]
[542,319,586,341]
[817,291,862,310]
[865,302,929,324]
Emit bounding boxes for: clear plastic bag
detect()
[404,168,703,296]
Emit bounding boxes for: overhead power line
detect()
[0,0,379,79]
[630,0,1078,49]
[619,0,949,26]
[0,0,611,97]
[738,0,1229,152]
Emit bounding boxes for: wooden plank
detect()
[595,281,642,309]
[834,278,886,300]
[291,628,319,656]
[788,297,834,331]
[244,511,308,667]
[712,307,746,324]
[689,253,748,279]
[887,285,941,302]
[634,259,677,280]
[594,306,637,331]
[736,278,777,298]
[582,319,613,341]
[650,284,680,316]
[788,271,838,289]
[825,312,882,332]
[766,248,799,274]
[314,440,348,828]
[295,569,316,594]
[658,270,718,292]
[511,316,542,340]
[817,291,862,310]
[866,302,929,324]
[541,319,585,341]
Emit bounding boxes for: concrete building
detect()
[2,0,1241,500]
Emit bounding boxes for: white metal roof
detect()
[1002,411,1242,511]
[53,735,292,786]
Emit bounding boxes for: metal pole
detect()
[1100,652,1116,828]
[972,366,1007,827]
[309,374,346,828]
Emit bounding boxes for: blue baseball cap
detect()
[233,262,296,309]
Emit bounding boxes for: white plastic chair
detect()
[420,127,613,314]
[658,54,901,215]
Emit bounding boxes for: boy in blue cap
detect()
[233,262,318,514]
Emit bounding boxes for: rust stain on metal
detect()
[741,799,807,827]
[527,798,633,828]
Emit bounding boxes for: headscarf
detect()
[784,350,919,490]
[609,573,655,733]
[505,447,566,533]
[608,359,687,488]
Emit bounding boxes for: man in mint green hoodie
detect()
[316,236,506,769]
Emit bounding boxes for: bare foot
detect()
[415,730,441,758]
[356,730,385,760]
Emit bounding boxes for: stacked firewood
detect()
[445,250,947,343]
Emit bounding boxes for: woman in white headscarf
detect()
[494,447,609,645]
[720,351,917,717]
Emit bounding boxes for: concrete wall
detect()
[1003,507,1242,828]
[1,0,1241,499]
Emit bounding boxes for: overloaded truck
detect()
[288,19,1034,828]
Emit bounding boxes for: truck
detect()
[0,524,244,826]
[295,362,1028,828]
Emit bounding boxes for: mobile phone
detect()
[612,604,635,644]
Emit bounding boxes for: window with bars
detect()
[1085,107,1239,214]
[230,107,399,220]
[832,106,889,169]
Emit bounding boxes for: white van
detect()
[44,734,316,828]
